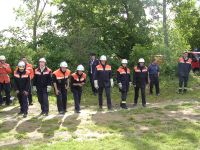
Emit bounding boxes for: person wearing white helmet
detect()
[88,53,99,96]
[13,61,30,118]
[0,55,12,106]
[133,58,148,107]
[52,61,71,114]
[71,64,87,113]
[21,56,34,105]
[117,59,131,109]
[33,58,52,116]
[94,55,113,110]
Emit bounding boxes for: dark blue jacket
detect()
[94,63,112,88]
[148,63,159,78]
[13,70,30,93]
[88,59,99,76]
[33,67,52,92]
[178,57,192,77]
[117,66,131,92]
[133,65,148,88]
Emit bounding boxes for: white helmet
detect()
[39,58,46,63]
[60,61,68,68]
[100,55,107,61]
[77,64,85,71]
[18,61,25,68]
[138,58,145,63]
[0,55,6,61]
[121,59,128,64]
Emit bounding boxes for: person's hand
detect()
[47,86,52,92]
[23,91,29,96]
[129,82,132,87]
[118,83,122,89]
[55,89,60,95]
[15,90,19,94]
[33,86,37,92]
[110,79,114,88]
[65,85,70,90]
[94,80,99,89]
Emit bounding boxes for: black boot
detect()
[178,89,182,94]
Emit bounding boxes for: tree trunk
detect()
[32,0,40,50]
[163,0,169,48]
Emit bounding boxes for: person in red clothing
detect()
[0,55,12,106]
[21,57,34,105]
[71,65,86,113]
[53,61,71,114]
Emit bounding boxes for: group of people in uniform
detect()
[0,51,192,118]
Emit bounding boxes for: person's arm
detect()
[146,70,149,84]
[47,71,52,86]
[24,76,30,92]
[4,64,12,74]
[13,76,19,91]
[133,69,136,86]
[116,71,121,83]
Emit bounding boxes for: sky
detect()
[0,0,199,31]
[0,0,22,30]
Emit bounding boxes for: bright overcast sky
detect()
[0,0,22,30]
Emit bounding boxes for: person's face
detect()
[101,60,106,65]
[122,63,127,67]
[78,70,83,75]
[0,60,5,64]
[19,67,25,72]
[61,67,67,72]
[139,62,144,66]
[22,58,27,64]
[91,56,96,60]
[183,53,188,58]
[153,60,157,64]
[39,61,45,68]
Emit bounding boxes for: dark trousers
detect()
[89,74,97,94]
[17,93,28,114]
[28,80,33,104]
[179,76,189,91]
[72,88,82,111]
[37,90,49,113]
[0,83,11,105]
[98,87,112,109]
[134,86,146,105]
[56,88,67,112]
[149,76,160,94]
[121,91,128,101]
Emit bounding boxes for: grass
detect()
[1,74,200,149]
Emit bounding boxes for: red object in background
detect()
[187,52,200,71]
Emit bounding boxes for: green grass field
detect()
[1,75,200,150]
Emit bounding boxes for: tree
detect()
[174,0,200,49]
[55,0,152,59]
[14,0,50,50]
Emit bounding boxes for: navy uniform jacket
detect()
[148,63,159,78]
[71,72,87,91]
[117,66,131,92]
[178,57,192,77]
[88,59,99,76]
[133,65,148,88]
[13,70,30,93]
[33,67,52,92]
[94,63,112,88]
